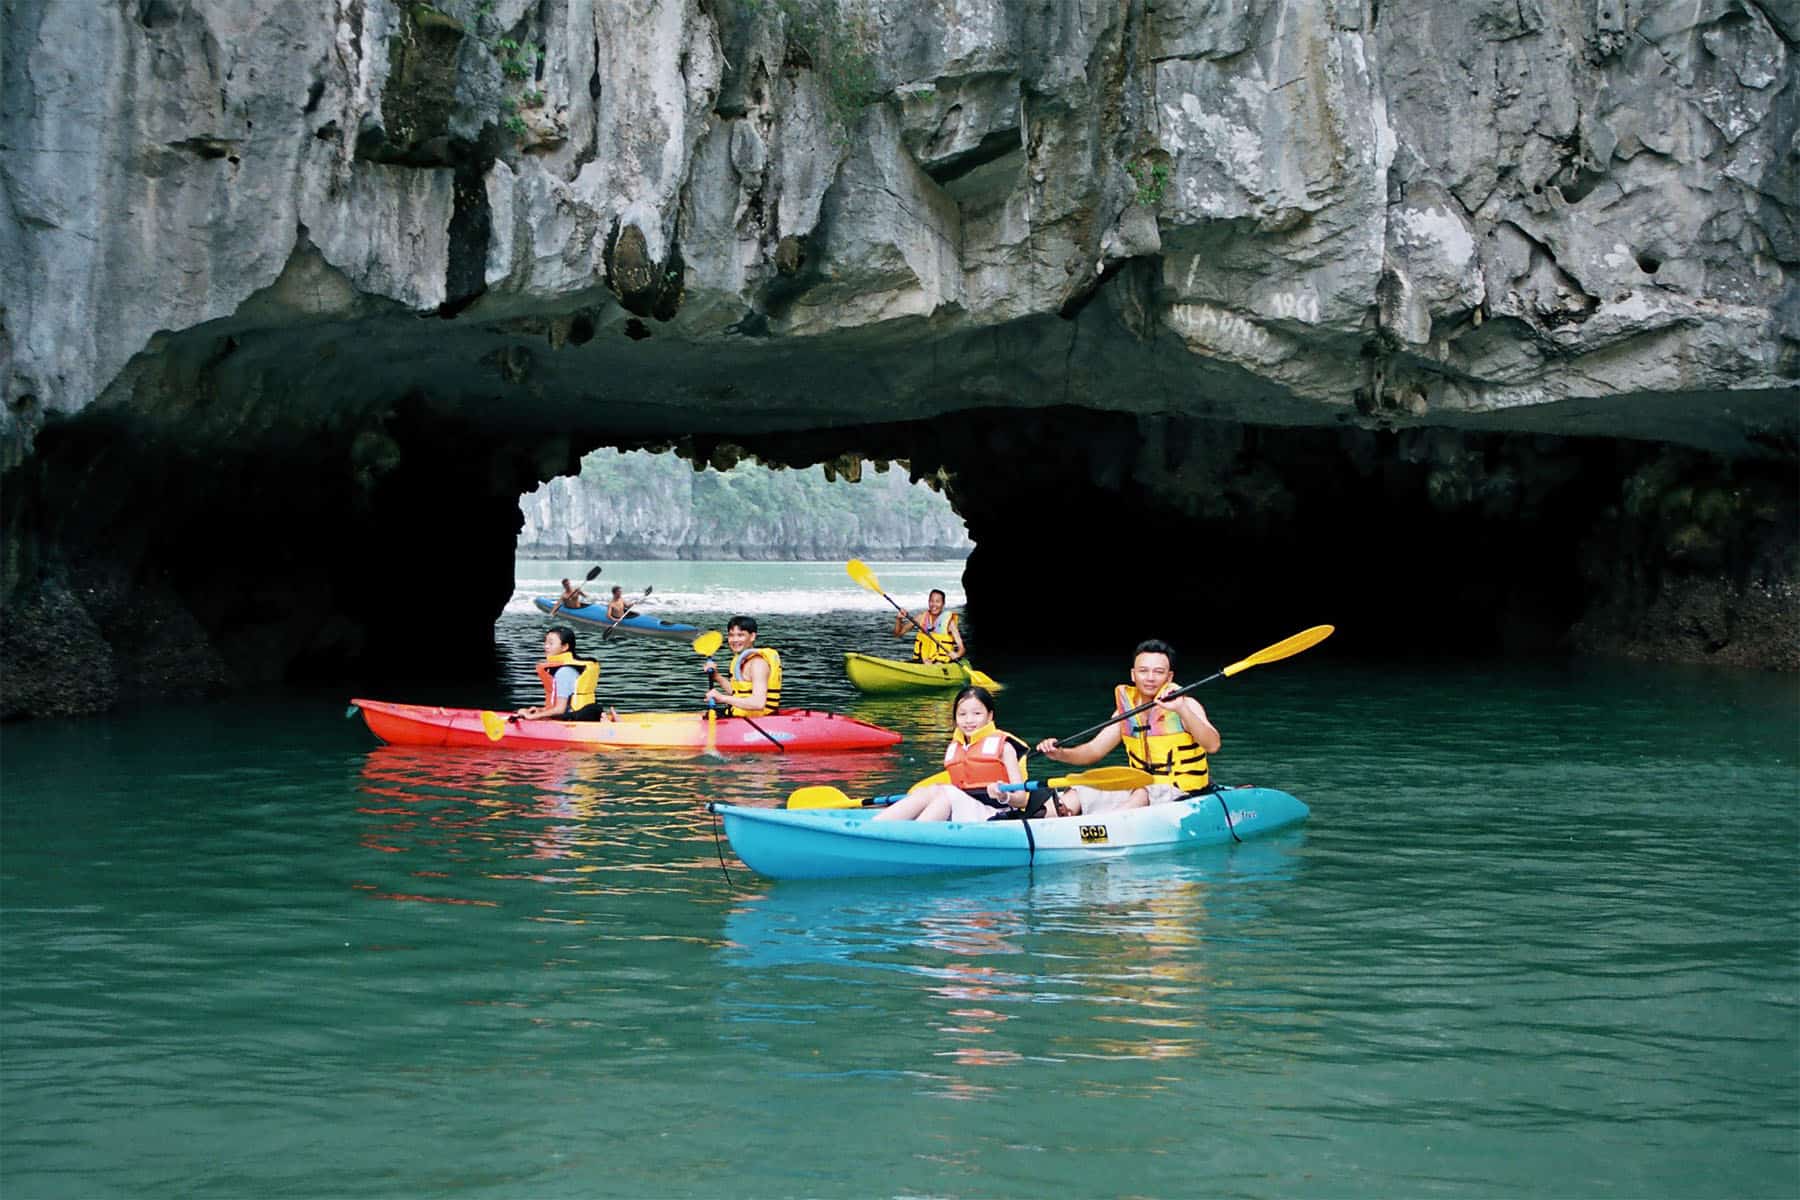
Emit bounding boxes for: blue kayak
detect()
[709,786,1309,880]
[532,597,701,641]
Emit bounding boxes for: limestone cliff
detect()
[1,0,1795,716]
[516,451,971,558]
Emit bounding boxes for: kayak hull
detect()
[351,699,902,753]
[711,787,1309,879]
[531,597,700,641]
[843,652,968,693]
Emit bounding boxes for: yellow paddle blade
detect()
[691,630,723,656]
[1048,766,1152,790]
[786,785,858,810]
[909,770,951,792]
[845,558,881,594]
[1222,624,1335,677]
[965,666,1002,691]
[479,710,507,741]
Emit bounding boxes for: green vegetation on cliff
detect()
[518,450,971,560]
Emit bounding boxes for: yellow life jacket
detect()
[728,646,782,716]
[1114,683,1210,791]
[536,651,600,714]
[912,610,961,664]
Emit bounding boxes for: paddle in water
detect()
[600,584,653,641]
[844,559,1001,690]
[547,564,603,617]
[786,766,1152,810]
[1041,625,1335,752]
[693,630,785,754]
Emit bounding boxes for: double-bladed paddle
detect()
[784,765,1152,810]
[1041,625,1335,752]
[600,585,654,641]
[547,564,603,617]
[694,629,785,753]
[845,559,1001,690]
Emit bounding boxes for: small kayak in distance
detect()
[531,597,700,641]
[709,787,1309,879]
[351,699,902,753]
[844,652,979,693]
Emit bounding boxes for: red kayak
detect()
[350,699,903,753]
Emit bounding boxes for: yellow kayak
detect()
[844,652,1000,693]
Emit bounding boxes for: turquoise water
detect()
[3,562,1796,1198]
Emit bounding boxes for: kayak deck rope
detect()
[710,807,736,888]
[1210,786,1242,843]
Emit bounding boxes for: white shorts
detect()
[1056,782,1193,814]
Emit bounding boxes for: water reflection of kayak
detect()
[718,843,1305,972]
[531,597,700,640]
[710,787,1309,879]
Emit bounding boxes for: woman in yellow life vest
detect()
[702,615,782,717]
[875,687,1031,822]
[893,588,966,663]
[1035,639,1221,814]
[515,626,607,721]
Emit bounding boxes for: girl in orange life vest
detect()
[1035,638,1221,814]
[874,686,1030,823]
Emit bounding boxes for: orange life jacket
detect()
[943,722,1018,790]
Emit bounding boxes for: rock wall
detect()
[1,0,1795,716]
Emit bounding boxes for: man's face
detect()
[726,626,755,653]
[926,593,945,614]
[1130,652,1173,698]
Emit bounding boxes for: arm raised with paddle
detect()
[1036,626,1333,812]
[547,565,603,617]
[600,585,653,641]
[846,559,999,691]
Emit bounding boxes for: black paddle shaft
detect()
[1047,671,1223,749]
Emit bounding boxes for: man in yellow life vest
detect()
[702,615,783,717]
[893,588,966,663]
[1034,638,1220,814]
[515,626,610,721]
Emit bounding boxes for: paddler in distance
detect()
[894,588,965,663]
[702,616,783,716]
[549,576,594,616]
[1035,638,1220,814]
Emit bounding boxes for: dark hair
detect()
[611,585,623,596]
[1133,638,1176,670]
[951,685,997,718]
[929,588,947,602]
[727,615,758,635]
[548,625,577,652]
